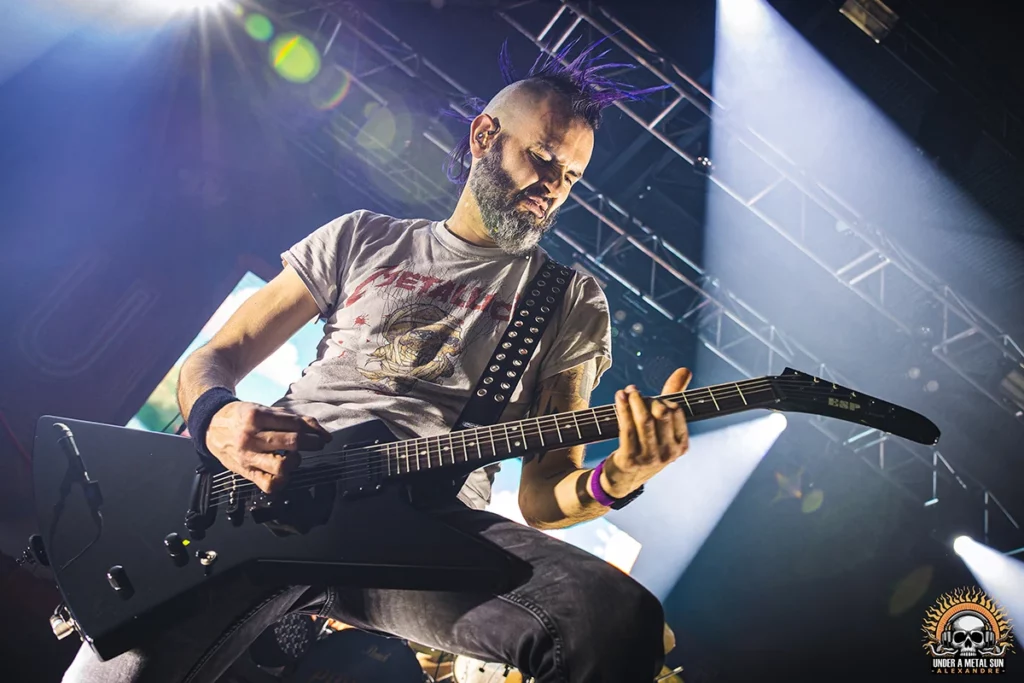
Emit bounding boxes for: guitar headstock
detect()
[769,368,940,446]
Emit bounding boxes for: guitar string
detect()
[208,376,791,487]
[207,378,778,491]
[206,378,866,497]
[207,378,873,501]
[207,380,872,503]
[207,382,779,501]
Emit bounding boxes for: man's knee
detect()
[596,575,663,647]
[562,567,665,661]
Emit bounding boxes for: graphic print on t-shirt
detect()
[347,263,517,396]
[358,302,463,394]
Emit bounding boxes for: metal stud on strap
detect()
[453,258,577,434]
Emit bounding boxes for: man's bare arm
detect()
[177,265,320,419]
[517,359,610,530]
[177,264,331,492]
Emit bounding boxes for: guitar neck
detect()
[380,378,779,477]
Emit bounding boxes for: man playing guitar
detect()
[64,41,691,683]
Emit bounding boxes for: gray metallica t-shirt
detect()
[274,210,612,509]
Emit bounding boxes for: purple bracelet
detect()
[589,458,619,507]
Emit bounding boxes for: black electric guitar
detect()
[33,368,938,660]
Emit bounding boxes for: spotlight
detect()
[174,0,224,8]
[767,412,788,430]
[953,535,972,557]
[132,0,226,11]
[924,379,939,393]
[630,322,645,336]
[693,156,714,176]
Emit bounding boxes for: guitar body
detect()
[33,416,527,661]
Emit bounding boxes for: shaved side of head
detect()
[482,80,576,134]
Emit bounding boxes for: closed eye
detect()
[531,150,577,185]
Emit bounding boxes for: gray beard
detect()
[468,145,558,257]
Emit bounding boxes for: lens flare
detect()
[269,32,321,83]
[244,13,273,42]
[311,68,353,110]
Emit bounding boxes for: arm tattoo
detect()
[579,361,595,402]
[523,361,597,466]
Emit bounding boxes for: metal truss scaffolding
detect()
[271,1,1020,552]
[494,1,1024,424]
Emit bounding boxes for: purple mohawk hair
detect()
[444,37,667,184]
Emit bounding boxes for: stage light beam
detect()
[951,536,1024,629]
[610,412,789,599]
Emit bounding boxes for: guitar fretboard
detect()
[377,379,777,477]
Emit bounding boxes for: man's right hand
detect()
[205,402,332,493]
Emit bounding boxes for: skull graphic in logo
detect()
[946,613,991,657]
[359,303,462,395]
[930,607,1011,658]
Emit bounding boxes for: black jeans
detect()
[62,504,665,683]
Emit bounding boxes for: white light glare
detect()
[767,411,788,431]
[952,537,1024,629]
[953,535,973,557]
[132,0,224,11]
[718,0,770,37]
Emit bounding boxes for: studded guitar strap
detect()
[404,258,578,508]
[453,258,577,431]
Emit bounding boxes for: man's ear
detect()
[469,114,501,157]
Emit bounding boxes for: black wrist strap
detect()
[453,258,576,431]
[610,485,644,510]
[186,387,238,465]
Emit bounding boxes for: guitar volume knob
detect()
[164,533,187,559]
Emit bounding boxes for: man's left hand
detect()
[601,367,692,499]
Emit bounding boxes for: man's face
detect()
[468,96,594,256]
